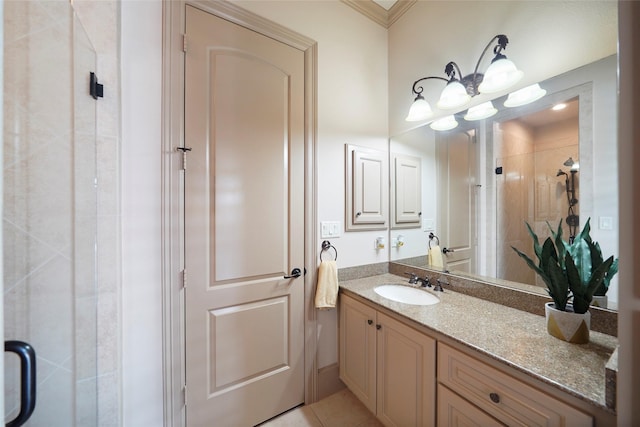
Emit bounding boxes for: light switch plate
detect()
[320,221,341,238]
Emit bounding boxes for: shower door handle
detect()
[5,340,37,427]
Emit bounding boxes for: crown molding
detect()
[341,0,416,28]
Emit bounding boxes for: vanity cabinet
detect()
[437,343,592,427]
[339,294,436,426]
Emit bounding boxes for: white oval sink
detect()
[373,284,440,306]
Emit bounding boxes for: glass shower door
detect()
[3,2,98,425]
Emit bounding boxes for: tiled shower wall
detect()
[495,118,579,287]
[3,0,122,425]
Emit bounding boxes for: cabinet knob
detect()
[367,319,373,325]
[489,392,500,403]
[376,324,382,330]
[356,212,362,217]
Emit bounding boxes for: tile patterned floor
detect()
[260,388,383,427]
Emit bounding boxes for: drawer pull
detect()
[376,324,382,330]
[489,392,500,403]
[367,319,373,325]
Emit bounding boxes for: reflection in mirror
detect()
[496,98,579,287]
[390,55,618,310]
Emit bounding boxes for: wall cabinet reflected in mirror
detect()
[389,55,618,309]
[390,153,422,229]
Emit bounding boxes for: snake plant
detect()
[512,218,617,314]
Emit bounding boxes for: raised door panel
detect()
[392,153,422,228]
[437,384,504,427]
[376,312,436,427]
[438,344,592,427]
[346,144,388,230]
[339,295,377,413]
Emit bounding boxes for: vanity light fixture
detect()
[405,76,449,121]
[464,101,498,121]
[406,34,524,127]
[504,83,547,108]
[430,115,458,131]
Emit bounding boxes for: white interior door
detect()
[437,129,477,274]
[184,5,305,425]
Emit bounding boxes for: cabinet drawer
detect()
[438,344,592,427]
[438,384,504,427]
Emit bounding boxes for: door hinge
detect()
[182,34,188,53]
[182,384,187,407]
[181,269,187,290]
[176,147,192,170]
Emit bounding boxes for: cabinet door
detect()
[391,153,422,228]
[339,295,377,413]
[376,312,436,427]
[345,144,388,230]
[437,384,504,427]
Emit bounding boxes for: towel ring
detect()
[320,240,338,261]
[428,232,440,249]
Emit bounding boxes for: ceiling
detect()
[517,98,579,129]
[372,0,398,10]
[341,0,415,28]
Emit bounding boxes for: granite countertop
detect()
[339,273,618,412]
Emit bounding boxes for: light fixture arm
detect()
[411,75,449,96]
[444,61,464,82]
[471,34,509,81]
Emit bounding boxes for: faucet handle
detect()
[434,279,446,292]
[417,277,431,288]
[404,272,418,284]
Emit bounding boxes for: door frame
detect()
[161,2,318,425]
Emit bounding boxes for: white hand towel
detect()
[428,245,444,269]
[315,260,338,309]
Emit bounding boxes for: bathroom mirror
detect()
[389,55,618,309]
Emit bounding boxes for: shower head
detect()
[556,169,567,177]
[563,157,575,167]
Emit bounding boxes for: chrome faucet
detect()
[405,272,418,284]
[405,272,431,288]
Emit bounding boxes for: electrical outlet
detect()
[599,216,613,230]
[423,218,435,232]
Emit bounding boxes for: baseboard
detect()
[317,363,345,400]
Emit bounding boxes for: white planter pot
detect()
[545,302,591,344]
[592,295,608,308]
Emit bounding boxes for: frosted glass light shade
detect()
[464,101,498,121]
[436,80,471,110]
[406,96,433,121]
[478,58,524,94]
[504,83,547,108]
[430,115,458,131]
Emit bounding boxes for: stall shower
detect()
[3,2,99,425]
[495,100,579,288]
